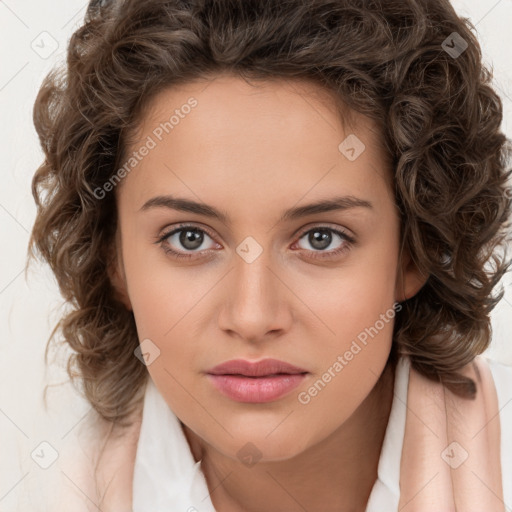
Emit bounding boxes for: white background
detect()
[0,0,511,509]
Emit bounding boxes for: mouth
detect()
[206,358,309,403]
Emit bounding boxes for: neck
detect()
[183,360,396,512]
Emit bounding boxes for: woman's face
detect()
[112,74,423,461]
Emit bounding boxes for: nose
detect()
[217,249,293,344]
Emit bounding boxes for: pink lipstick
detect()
[206,358,308,403]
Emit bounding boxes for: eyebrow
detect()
[139,194,373,223]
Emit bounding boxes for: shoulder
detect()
[53,406,142,512]
[485,355,512,398]
[482,355,512,503]
[94,409,142,511]
[483,355,512,425]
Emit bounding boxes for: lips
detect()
[207,358,308,377]
[206,358,309,403]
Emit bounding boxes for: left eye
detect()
[294,227,351,252]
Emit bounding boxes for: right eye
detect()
[156,224,221,260]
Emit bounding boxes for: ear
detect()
[107,230,133,312]
[395,247,429,303]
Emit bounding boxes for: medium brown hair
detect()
[28,0,512,425]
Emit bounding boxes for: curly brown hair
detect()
[28,0,512,426]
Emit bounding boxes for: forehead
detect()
[118,74,393,216]
[134,73,377,150]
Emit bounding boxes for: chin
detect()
[206,423,316,464]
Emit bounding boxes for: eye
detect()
[292,226,355,259]
[156,224,220,260]
[155,224,355,261]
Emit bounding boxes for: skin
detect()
[110,73,427,512]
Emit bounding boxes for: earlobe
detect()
[395,249,429,303]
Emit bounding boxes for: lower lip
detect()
[207,373,307,403]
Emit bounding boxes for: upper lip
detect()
[207,358,308,377]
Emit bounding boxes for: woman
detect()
[27,0,512,510]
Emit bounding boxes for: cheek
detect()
[305,244,398,348]
[123,251,218,387]
[299,239,398,402]
[308,281,396,393]
[124,261,207,412]
[122,237,209,337]
[292,276,397,440]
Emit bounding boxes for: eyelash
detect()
[155,223,355,261]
